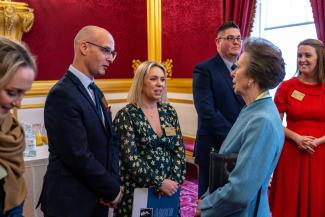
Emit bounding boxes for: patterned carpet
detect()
[180,180,198,217]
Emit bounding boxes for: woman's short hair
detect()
[128,61,167,106]
[0,37,36,89]
[243,37,285,90]
[297,39,325,83]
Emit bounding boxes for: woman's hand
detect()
[159,179,179,196]
[295,135,317,154]
[313,136,325,147]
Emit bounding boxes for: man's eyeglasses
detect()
[218,36,242,43]
[86,41,117,59]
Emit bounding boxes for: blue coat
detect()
[39,71,120,217]
[193,55,244,167]
[200,97,284,217]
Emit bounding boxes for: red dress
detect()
[269,77,325,217]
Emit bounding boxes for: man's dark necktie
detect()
[231,64,237,71]
[88,82,103,119]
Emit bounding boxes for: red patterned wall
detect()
[20,0,147,80]
[162,0,223,77]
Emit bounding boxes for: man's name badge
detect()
[165,127,176,136]
[291,90,305,101]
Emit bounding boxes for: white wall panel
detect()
[16,92,197,137]
[170,102,197,137]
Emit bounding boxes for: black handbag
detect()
[208,149,261,217]
[208,150,237,193]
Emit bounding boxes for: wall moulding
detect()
[168,98,193,104]
[19,98,193,111]
[26,78,193,97]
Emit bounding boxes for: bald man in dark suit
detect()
[39,25,123,217]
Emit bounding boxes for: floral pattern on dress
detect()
[113,102,186,217]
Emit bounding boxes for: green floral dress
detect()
[113,102,186,217]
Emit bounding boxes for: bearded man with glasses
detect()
[193,21,245,198]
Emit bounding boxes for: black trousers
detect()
[198,164,209,198]
[0,179,4,214]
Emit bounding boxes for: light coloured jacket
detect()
[200,97,284,217]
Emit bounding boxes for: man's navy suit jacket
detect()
[39,71,120,216]
[193,55,244,167]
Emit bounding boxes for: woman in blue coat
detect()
[195,38,286,217]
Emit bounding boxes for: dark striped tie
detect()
[88,82,103,119]
[231,64,237,71]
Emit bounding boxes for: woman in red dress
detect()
[269,39,325,217]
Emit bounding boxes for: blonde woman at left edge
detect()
[113,61,186,217]
[0,37,36,217]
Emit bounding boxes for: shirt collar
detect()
[221,57,235,72]
[69,65,94,89]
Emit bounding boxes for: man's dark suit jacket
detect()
[193,55,245,167]
[39,71,120,217]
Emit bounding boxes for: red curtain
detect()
[224,0,257,38]
[162,0,256,77]
[310,0,325,43]
[162,0,225,77]
[20,0,147,80]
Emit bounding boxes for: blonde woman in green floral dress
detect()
[113,61,186,217]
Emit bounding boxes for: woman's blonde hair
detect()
[0,37,36,89]
[128,61,167,106]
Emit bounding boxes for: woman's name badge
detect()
[291,90,305,101]
[165,127,176,136]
